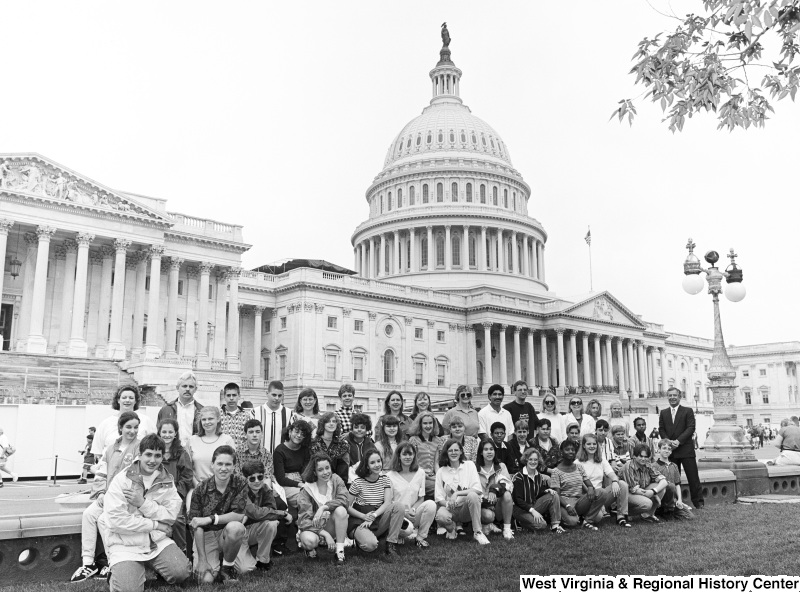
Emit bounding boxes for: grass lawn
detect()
[3,504,797,592]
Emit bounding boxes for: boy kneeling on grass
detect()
[99,433,191,592]
[652,439,693,520]
[242,459,292,571]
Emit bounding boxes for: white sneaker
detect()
[486,523,502,534]
[445,529,458,540]
[503,529,515,540]
[473,531,490,545]
[436,526,447,536]
[344,537,355,548]
[69,564,98,583]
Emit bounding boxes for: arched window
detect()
[397,188,403,207]
[506,242,512,272]
[480,184,486,203]
[436,183,443,202]
[512,193,516,211]
[466,183,472,202]
[416,134,421,146]
[492,187,498,206]
[387,191,392,211]
[383,349,395,383]
[452,235,461,266]
[436,234,445,266]
[406,240,411,271]
[380,195,384,214]
[409,186,416,205]
[422,184,429,203]
[421,237,428,268]
[437,131,443,143]
[469,236,476,265]
[504,189,508,208]
[451,182,458,202]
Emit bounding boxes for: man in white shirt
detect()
[259,381,289,455]
[478,384,514,441]
[158,372,203,447]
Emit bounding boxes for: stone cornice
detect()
[164,229,251,254]
[367,166,531,198]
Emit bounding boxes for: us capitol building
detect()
[0,33,797,429]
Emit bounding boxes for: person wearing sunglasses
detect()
[539,394,565,443]
[503,380,539,437]
[442,385,480,438]
[566,398,596,437]
[241,460,286,572]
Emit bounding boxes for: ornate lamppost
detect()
[682,239,767,494]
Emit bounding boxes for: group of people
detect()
[67,375,712,591]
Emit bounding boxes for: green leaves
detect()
[616,0,800,130]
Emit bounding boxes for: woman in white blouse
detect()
[185,406,235,487]
[539,393,565,443]
[566,397,596,437]
[386,442,436,549]
[576,434,631,528]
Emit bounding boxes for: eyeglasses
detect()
[570,401,582,406]
[247,474,265,483]
[460,393,472,399]
[544,400,555,406]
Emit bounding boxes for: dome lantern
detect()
[430,23,463,106]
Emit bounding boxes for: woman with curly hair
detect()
[90,385,156,458]
[375,414,405,466]
[310,413,350,483]
[297,453,350,564]
[291,388,321,438]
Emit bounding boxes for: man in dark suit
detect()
[659,387,703,509]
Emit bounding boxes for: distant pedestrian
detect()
[78,427,96,484]
[0,425,18,486]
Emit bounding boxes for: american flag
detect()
[585,229,591,246]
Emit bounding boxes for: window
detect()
[762,389,769,404]
[264,320,271,333]
[503,189,508,207]
[380,196,384,213]
[415,362,424,385]
[451,182,458,202]
[469,236,476,267]
[409,186,415,205]
[512,193,516,210]
[385,325,394,337]
[437,330,445,343]
[437,363,446,386]
[452,235,461,266]
[668,360,673,369]
[681,362,685,371]
[466,183,472,202]
[657,358,661,368]
[415,327,423,339]
[480,184,486,203]
[326,354,337,380]
[327,316,337,329]
[759,369,767,376]
[744,390,752,405]
[354,319,364,333]
[145,276,150,291]
[383,350,395,383]
[264,357,270,381]
[492,187,498,205]
[704,364,708,372]
[436,235,444,266]
[280,317,287,330]
[436,183,443,202]
[397,188,402,207]
[208,284,213,299]
[477,361,484,388]
[177,280,184,296]
[387,192,392,211]
[279,354,286,379]
[742,369,749,377]
[421,237,428,268]
[746,418,753,427]
[422,184,429,203]
[694,363,698,371]
[353,355,364,382]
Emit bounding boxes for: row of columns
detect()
[475,324,670,396]
[354,225,545,281]
[0,220,242,365]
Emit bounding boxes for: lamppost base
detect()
[698,457,769,497]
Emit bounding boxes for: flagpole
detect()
[586,225,593,292]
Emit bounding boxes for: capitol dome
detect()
[351,28,549,296]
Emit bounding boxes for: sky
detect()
[1,1,797,346]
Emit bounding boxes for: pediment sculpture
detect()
[592,297,614,321]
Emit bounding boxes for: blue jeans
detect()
[109,544,190,592]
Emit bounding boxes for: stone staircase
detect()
[0,351,138,405]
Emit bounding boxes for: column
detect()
[649,347,658,395]
[604,337,614,388]
[360,242,368,277]
[512,327,521,384]
[536,243,543,279]
[194,262,213,365]
[409,228,416,272]
[253,306,264,383]
[626,340,636,395]
[444,225,452,271]
[466,326,478,386]
[480,226,487,271]
[497,228,504,271]
[370,237,377,277]
[526,329,536,387]
[637,341,647,396]
[143,246,164,359]
[393,230,400,274]
[129,251,148,356]
[15,233,38,349]
[25,226,56,353]
[57,239,78,354]
[226,268,241,370]
[522,235,530,276]
[566,330,576,387]
[556,328,566,391]
[540,244,546,281]
[482,322,493,385]
[581,333,591,386]
[511,231,519,274]
[531,240,539,280]
[593,334,603,387]
[66,233,93,357]
[539,332,549,389]
[427,320,436,385]
[497,324,508,387]
[378,234,386,277]
[660,347,668,393]
[105,238,131,359]
[212,271,227,360]
[163,257,183,358]
[94,246,114,356]
[462,225,469,269]
[616,338,626,393]
[426,226,433,271]
[0,220,11,307]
